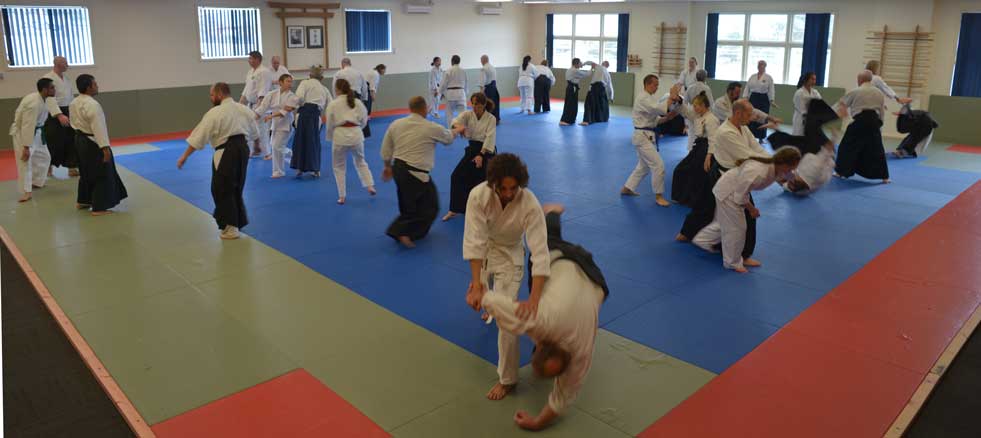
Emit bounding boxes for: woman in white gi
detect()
[440,55,469,127]
[254,74,299,178]
[443,93,497,221]
[793,72,822,136]
[671,91,721,206]
[693,146,801,272]
[463,153,550,401]
[743,60,777,142]
[517,55,539,115]
[325,79,375,205]
[620,75,681,207]
[428,57,443,119]
[10,78,55,202]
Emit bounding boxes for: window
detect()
[711,13,834,84]
[345,10,391,53]
[551,13,621,72]
[1,5,93,68]
[197,7,262,60]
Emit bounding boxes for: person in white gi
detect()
[865,60,913,106]
[580,62,614,126]
[254,73,300,178]
[711,81,780,127]
[428,57,444,119]
[71,75,128,215]
[332,58,369,101]
[743,60,778,142]
[365,64,385,103]
[270,56,290,79]
[693,146,801,273]
[443,92,498,221]
[291,66,332,177]
[467,203,608,431]
[683,69,714,151]
[534,60,556,113]
[601,60,615,103]
[517,55,539,115]
[559,59,594,126]
[783,140,836,196]
[480,55,501,123]
[326,79,375,205]
[239,51,274,159]
[440,55,469,128]
[463,153,550,401]
[178,82,260,240]
[676,57,699,91]
[621,76,681,207]
[793,72,822,136]
[42,56,78,177]
[9,79,55,202]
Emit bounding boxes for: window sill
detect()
[200,57,251,62]
[4,64,95,71]
[344,50,393,55]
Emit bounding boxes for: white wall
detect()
[0,0,528,99]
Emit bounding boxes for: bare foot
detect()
[263,155,272,161]
[337,197,345,205]
[75,203,91,210]
[18,194,32,203]
[743,258,762,267]
[481,312,490,321]
[296,170,304,178]
[313,171,321,178]
[367,186,377,196]
[68,168,80,177]
[486,382,517,401]
[442,211,458,222]
[882,179,891,184]
[832,172,845,179]
[655,194,670,207]
[733,266,749,274]
[579,122,589,126]
[397,236,416,248]
[271,173,284,179]
[32,184,43,189]
[559,122,570,126]
[542,203,565,215]
[620,187,639,196]
[674,233,690,242]
[91,210,113,216]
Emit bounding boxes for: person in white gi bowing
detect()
[742,60,777,142]
[621,76,681,207]
[42,56,79,177]
[380,97,455,247]
[581,61,613,126]
[270,55,290,79]
[440,55,469,128]
[10,79,55,202]
[480,55,501,123]
[559,59,594,126]
[676,57,699,91]
[443,92,497,222]
[333,58,370,137]
[239,51,274,159]
[463,152,550,401]
[428,57,443,119]
[178,82,259,240]
[466,203,608,431]
[326,79,375,205]
[534,60,556,114]
[517,56,539,116]
[793,72,822,136]
[71,74,127,215]
[292,66,330,178]
[833,70,890,183]
[363,64,386,138]
[254,74,299,178]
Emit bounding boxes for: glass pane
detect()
[554,14,572,36]
[791,14,805,43]
[746,46,786,84]
[553,39,573,69]
[718,14,745,41]
[715,45,744,81]
[749,14,787,42]
[788,47,803,86]
[603,41,618,72]
[574,39,600,65]
[576,14,601,37]
[603,14,618,38]
[828,15,835,44]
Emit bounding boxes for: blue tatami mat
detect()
[116,105,981,373]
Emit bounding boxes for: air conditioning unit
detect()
[403,3,432,14]
[479,6,503,15]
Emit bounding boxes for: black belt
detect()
[77,130,93,136]
[394,159,429,174]
[485,81,497,86]
[215,134,246,151]
[634,127,657,131]
[447,87,463,90]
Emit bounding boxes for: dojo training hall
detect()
[2,0,981,436]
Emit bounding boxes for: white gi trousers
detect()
[624,130,666,195]
[692,196,747,270]
[518,86,534,112]
[250,101,271,157]
[270,129,290,177]
[482,249,524,386]
[332,142,374,198]
[428,92,442,117]
[14,129,51,195]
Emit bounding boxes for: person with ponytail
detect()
[443,92,498,221]
[517,55,539,115]
[428,57,443,118]
[671,90,721,206]
[559,58,593,126]
[692,146,801,273]
[792,72,822,136]
[324,78,375,204]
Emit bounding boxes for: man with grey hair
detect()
[240,51,274,159]
[333,58,368,103]
[270,55,290,78]
[42,56,79,177]
[292,65,332,177]
[833,70,889,183]
[480,55,501,123]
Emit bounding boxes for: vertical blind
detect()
[952,13,981,97]
[197,7,262,60]
[1,5,94,67]
[345,10,390,53]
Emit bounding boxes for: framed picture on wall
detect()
[306,25,324,49]
[287,25,305,48]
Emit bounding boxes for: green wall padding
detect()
[707,79,845,124]
[928,95,981,145]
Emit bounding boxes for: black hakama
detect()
[75,132,127,212]
[670,136,710,206]
[835,110,889,180]
[386,159,439,242]
[211,134,250,229]
[895,106,938,158]
[484,81,501,123]
[448,140,494,214]
[45,106,78,168]
[291,103,321,173]
[658,116,686,137]
[534,75,552,113]
[582,82,609,124]
[679,160,756,258]
[768,99,840,155]
[560,81,580,124]
[363,93,372,139]
[747,92,771,140]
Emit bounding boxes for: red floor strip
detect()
[152,369,389,438]
[0,150,16,182]
[369,95,530,118]
[947,144,981,154]
[113,131,192,146]
[640,182,981,438]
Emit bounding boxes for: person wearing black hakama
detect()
[480,56,502,124]
[670,93,719,206]
[69,75,127,215]
[444,93,497,221]
[834,72,889,182]
[533,60,555,113]
[743,61,776,141]
[893,104,938,158]
[292,68,330,177]
[581,63,612,125]
[559,59,592,126]
[43,58,79,174]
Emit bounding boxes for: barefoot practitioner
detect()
[70,74,127,216]
[621,75,681,207]
[9,78,55,202]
